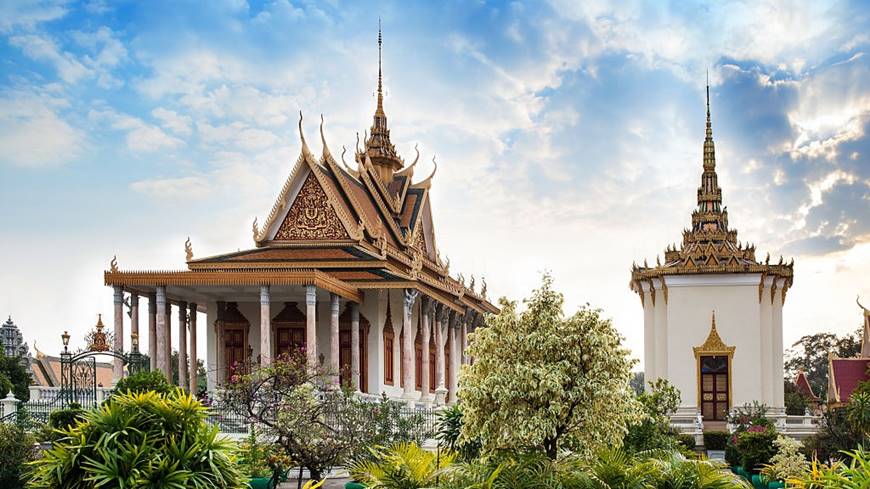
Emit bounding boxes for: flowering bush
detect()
[762,435,808,482]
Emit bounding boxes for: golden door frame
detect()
[693,312,735,416]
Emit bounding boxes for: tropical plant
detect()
[436,404,481,462]
[624,378,682,453]
[762,435,808,482]
[27,389,247,488]
[350,442,455,488]
[460,274,642,459]
[111,369,172,396]
[641,450,751,489]
[48,403,84,431]
[0,423,35,489]
[803,404,863,463]
[791,448,870,488]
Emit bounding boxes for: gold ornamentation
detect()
[110,256,119,273]
[89,314,110,352]
[693,312,735,357]
[185,237,193,262]
[275,172,349,241]
[481,277,488,298]
[411,224,426,252]
[252,218,259,242]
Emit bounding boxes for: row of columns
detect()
[112,285,198,390]
[252,285,473,404]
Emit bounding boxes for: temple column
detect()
[215,302,225,385]
[330,293,340,386]
[164,303,172,382]
[350,302,360,391]
[420,297,432,402]
[130,293,139,351]
[189,303,197,392]
[148,294,157,371]
[113,286,124,381]
[178,302,188,389]
[402,289,419,401]
[260,286,271,367]
[448,311,459,404]
[434,304,448,405]
[155,287,167,379]
[306,286,317,368]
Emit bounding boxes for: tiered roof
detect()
[105,27,495,316]
[630,84,794,303]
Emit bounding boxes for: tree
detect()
[0,352,31,401]
[785,330,861,399]
[0,424,35,489]
[623,378,682,453]
[112,370,172,396]
[459,274,642,459]
[630,371,645,396]
[224,350,398,483]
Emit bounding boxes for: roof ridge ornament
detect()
[110,255,119,273]
[320,114,332,161]
[298,111,312,158]
[252,217,259,242]
[184,237,193,262]
[416,155,438,188]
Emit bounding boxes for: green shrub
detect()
[704,431,729,450]
[736,427,778,473]
[111,370,172,396]
[677,433,697,451]
[27,389,247,488]
[0,424,35,489]
[48,403,84,430]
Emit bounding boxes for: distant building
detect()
[828,299,870,408]
[1,316,31,364]
[630,85,794,424]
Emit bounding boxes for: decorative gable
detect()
[275,172,350,241]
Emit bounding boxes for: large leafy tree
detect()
[784,330,861,399]
[460,274,642,459]
[0,351,31,401]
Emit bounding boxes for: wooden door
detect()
[700,355,729,420]
[275,326,305,358]
[224,328,246,380]
[428,337,436,391]
[415,339,423,390]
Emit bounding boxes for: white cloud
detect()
[152,107,192,136]
[71,26,128,87]
[0,88,83,167]
[0,0,69,32]
[90,109,185,153]
[10,34,91,83]
[130,176,211,201]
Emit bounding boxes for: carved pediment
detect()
[275,172,350,241]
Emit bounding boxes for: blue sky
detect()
[1,0,868,363]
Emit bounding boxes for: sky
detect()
[0,0,868,367]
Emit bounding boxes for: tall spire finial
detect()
[377,17,384,115]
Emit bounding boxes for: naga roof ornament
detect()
[631,81,794,295]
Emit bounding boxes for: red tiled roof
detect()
[831,358,870,403]
[794,371,819,401]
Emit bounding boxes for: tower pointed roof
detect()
[364,20,403,181]
[629,81,794,298]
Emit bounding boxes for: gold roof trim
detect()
[693,312,735,357]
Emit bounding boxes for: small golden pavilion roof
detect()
[630,84,794,298]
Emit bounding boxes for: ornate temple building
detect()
[103,29,496,405]
[630,86,794,423]
[1,316,30,364]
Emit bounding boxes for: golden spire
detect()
[364,19,402,182]
[704,71,715,171]
[376,18,384,117]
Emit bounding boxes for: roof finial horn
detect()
[298,110,311,158]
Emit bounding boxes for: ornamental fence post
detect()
[1,391,19,419]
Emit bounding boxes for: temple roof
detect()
[630,84,794,298]
[104,27,495,316]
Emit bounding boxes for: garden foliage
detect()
[28,389,247,488]
[0,423,35,489]
[460,274,641,459]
